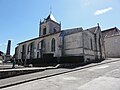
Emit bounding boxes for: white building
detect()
[15,13,105,66]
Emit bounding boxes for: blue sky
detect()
[0,0,120,55]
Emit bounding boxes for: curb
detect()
[0,59,120,89]
[0,68,45,79]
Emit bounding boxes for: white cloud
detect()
[94,7,112,15]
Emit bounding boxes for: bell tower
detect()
[39,13,61,36]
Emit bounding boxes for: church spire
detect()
[45,6,58,23]
[46,13,57,23]
[39,11,61,36]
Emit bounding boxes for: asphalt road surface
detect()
[1,59,120,90]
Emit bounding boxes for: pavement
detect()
[0,63,24,69]
[1,58,120,90]
[0,58,120,89]
[0,63,58,79]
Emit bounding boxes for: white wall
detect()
[83,31,96,61]
[17,32,62,60]
[104,35,120,58]
[40,21,60,36]
[64,32,83,56]
[40,33,61,57]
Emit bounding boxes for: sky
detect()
[0,0,120,55]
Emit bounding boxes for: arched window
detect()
[54,28,57,33]
[90,38,93,50]
[43,27,46,35]
[29,42,34,59]
[37,41,42,58]
[51,38,55,52]
[37,42,41,50]
[27,44,30,54]
[41,39,45,52]
[21,44,26,59]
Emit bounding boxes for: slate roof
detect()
[18,31,61,45]
[85,26,99,34]
[102,27,120,38]
[61,27,83,36]
[46,13,57,22]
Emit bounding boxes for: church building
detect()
[15,13,105,66]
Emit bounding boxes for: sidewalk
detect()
[0,64,57,79]
[0,58,120,89]
[0,63,24,70]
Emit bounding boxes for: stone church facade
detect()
[15,13,105,66]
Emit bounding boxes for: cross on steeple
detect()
[50,5,52,14]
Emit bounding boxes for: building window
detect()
[37,42,41,58]
[27,44,30,54]
[29,42,34,59]
[43,27,46,35]
[51,38,55,52]
[37,52,39,58]
[91,38,93,50]
[21,44,26,59]
[54,28,57,33]
[37,42,41,50]
[41,40,45,51]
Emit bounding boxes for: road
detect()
[1,58,120,90]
